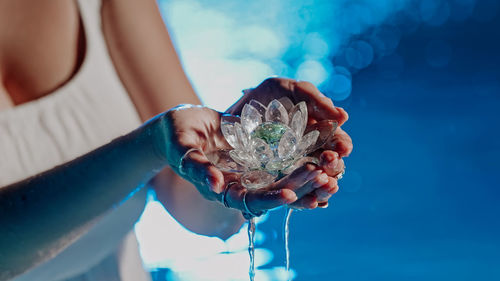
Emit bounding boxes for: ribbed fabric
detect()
[1,0,151,280]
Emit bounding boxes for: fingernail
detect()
[207,177,221,193]
[287,193,298,203]
[327,185,337,194]
[318,202,329,208]
[309,201,319,209]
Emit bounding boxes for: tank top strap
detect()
[75,0,101,58]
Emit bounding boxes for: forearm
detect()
[101,0,201,121]
[152,168,244,240]
[101,0,246,238]
[0,119,167,279]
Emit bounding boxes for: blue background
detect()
[262,17,500,281]
[139,0,500,280]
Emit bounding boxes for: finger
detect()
[246,188,298,212]
[271,163,322,192]
[289,193,318,209]
[292,172,329,198]
[324,127,353,157]
[318,151,345,179]
[225,182,297,213]
[292,81,349,125]
[315,177,339,202]
[181,149,225,194]
[319,151,341,177]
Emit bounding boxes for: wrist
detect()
[141,112,170,164]
[143,104,206,168]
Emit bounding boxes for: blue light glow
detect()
[295,60,330,86]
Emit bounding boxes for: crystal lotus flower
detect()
[207,98,337,189]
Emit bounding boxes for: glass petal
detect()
[290,110,306,139]
[241,170,277,190]
[281,156,319,175]
[278,97,294,112]
[249,100,267,116]
[205,150,246,173]
[241,104,262,134]
[278,129,297,159]
[234,122,250,151]
[265,99,289,125]
[251,137,273,164]
[295,130,319,156]
[288,102,307,134]
[304,120,338,153]
[220,115,241,149]
[221,122,239,149]
[266,157,294,171]
[229,149,253,168]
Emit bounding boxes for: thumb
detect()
[179,148,225,195]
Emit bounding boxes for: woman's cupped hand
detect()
[152,78,353,216]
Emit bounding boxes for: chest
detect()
[0,0,84,106]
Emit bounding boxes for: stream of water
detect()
[247,217,256,281]
[284,208,294,280]
[247,208,294,281]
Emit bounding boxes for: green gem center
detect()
[251,122,288,146]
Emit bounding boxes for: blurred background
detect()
[135,0,500,280]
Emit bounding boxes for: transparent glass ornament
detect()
[210,98,337,189]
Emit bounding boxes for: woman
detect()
[0,0,352,280]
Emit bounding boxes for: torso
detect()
[0,0,85,108]
[0,1,150,280]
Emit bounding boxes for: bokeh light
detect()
[345,40,374,70]
[295,60,330,86]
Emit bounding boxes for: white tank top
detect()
[0,0,151,280]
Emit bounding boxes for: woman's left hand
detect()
[226,78,353,209]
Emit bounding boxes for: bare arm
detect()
[101,0,199,120]
[101,0,245,237]
[0,118,167,280]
